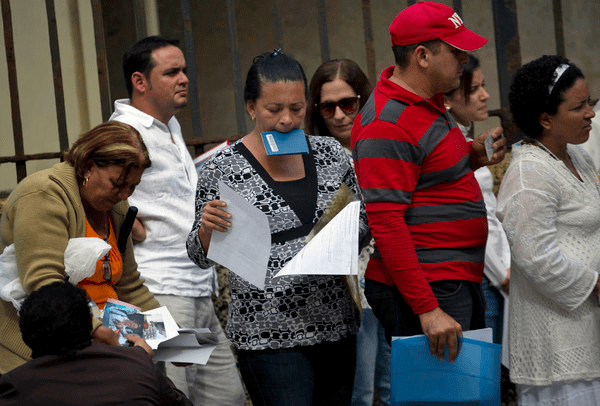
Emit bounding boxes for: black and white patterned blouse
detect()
[187,135,367,350]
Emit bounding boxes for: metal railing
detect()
[1,0,566,183]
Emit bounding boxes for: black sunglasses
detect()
[317,95,360,118]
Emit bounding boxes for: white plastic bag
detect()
[0,244,25,309]
[0,238,111,311]
[64,237,111,284]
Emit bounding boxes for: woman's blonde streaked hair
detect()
[65,121,151,184]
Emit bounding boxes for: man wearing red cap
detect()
[351,1,506,363]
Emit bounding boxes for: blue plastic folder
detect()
[260,128,309,156]
[391,335,501,406]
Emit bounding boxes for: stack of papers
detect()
[101,299,218,364]
[207,181,361,289]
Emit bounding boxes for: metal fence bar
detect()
[90,0,112,122]
[552,0,565,57]
[0,152,62,165]
[272,0,282,48]
[1,0,26,181]
[45,0,69,152]
[133,0,147,40]
[317,0,330,63]
[492,0,522,143]
[181,0,203,147]
[361,0,376,86]
[452,0,462,17]
[226,0,246,138]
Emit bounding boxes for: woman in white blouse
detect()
[445,54,510,346]
[496,55,600,406]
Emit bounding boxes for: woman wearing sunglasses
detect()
[0,122,160,373]
[306,59,370,150]
[306,59,391,406]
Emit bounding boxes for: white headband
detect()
[548,64,570,95]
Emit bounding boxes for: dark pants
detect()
[364,279,486,344]
[237,335,357,406]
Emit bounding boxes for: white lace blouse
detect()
[496,141,600,385]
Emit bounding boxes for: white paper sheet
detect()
[153,328,218,365]
[142,307,218,364]
[392,327,493,343]
[207,180,271,290]
[274,201,360,278]
[142,306,180,350]
[501,298,510,368]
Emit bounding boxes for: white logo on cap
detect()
[448,12,463,29]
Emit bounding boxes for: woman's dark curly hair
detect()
[19,282,93,358]
[509,55,584,139]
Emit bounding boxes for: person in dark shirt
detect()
[0,282,192,406]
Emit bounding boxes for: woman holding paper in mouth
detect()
[186,49,370,406]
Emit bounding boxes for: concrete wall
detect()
[2,0,600,191]
[0,0,103,191]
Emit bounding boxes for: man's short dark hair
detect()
[392,39,442,70]
[19,282,93,358]
[123,35,180,98]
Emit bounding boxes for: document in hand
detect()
[101,301,217,364]
[153,328,219,365]
[390,329,501,406]
[274,200,360,278]
[141,307,218,365]
[207,180,271,290]
[102,299,144,346]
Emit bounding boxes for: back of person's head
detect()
[244,49,307,103]
[445,54,480,101]
[388,1,486,70]
[65,121,151,185]
[19,282,93,358]
[123,35,180,98]
[305,59,371,137]
[393,40,442,70]
[509,55,584,139]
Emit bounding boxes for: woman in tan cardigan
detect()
[0,121,160,373]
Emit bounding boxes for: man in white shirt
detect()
[109,35,245,406]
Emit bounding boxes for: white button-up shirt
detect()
[110,99,216,297]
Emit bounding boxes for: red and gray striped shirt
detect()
[351,66,487,315]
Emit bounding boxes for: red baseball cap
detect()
[389,1,487,51]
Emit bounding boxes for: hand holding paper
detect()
[275,201,360,278]
[206,181,271,289]
[101,300,218,364]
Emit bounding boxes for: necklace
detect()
[520,137,559,160]
[86,211,112,283]
[521,137,583,182]
[87,210,109,239]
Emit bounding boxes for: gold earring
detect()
[83,177,89,186]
